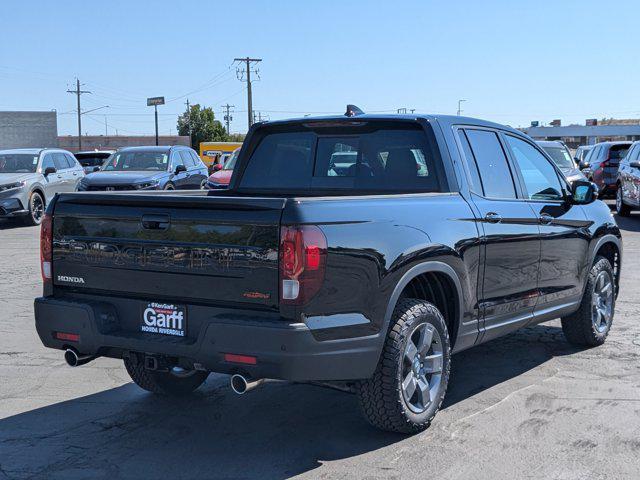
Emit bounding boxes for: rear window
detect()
[238,123,447,194]
[609,145,630,160]
[75,154,110,167]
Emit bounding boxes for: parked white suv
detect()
[0,148,85,225]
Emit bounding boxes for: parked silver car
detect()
[0,148,85,225]
[615,140,640,216]
[535,140,587,185]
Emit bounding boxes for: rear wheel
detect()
[561,256,615,346]
[23,191,44,226]
[356,298,451,433]
[616,185,631,216]
[124,356,208,395]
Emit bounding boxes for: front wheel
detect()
[561,256,615,346]
[23,191,45,226]
[124,356,209,395]
[163,183,175,191]
[616,185,631,216]
[356,298,451,433]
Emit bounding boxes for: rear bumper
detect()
[34,296,382,382]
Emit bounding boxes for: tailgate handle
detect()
[141,214,170,230]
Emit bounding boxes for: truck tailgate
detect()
[51,193,284,308]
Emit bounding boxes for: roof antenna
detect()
[345,104,364,117]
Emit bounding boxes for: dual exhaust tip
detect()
[63,351,265,396]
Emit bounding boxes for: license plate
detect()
[141,302,186,337]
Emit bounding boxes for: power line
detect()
[66,78,91,150]
[234,57,262,129]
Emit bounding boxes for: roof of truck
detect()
[260,113,526,137]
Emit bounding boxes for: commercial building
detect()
[58,135,190,153]
[522,119,640,148]
[0,111,58,149]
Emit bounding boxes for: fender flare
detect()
[378,260,465,350]
[588,233,622,294]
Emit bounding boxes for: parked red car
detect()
[205,148,240,189]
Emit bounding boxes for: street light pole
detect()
[457,99,466,116]
[154,105,159,145]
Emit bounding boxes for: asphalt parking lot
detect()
[1,208,639,480]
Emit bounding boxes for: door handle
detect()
[73,172,78,176]
[141,214,170,230]
[539,213,554,225]
[484,212,502,223]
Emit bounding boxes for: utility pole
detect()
[234,57,262,130]
[185,99,192,146]
[104,116,108,136]
[67,79,91,150]
[221,104,234,134]
[457,99,466,116]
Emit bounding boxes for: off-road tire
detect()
[124,357,208,395]
[356,298,451,434]
[561,256,615,346]
[616,185,631,217]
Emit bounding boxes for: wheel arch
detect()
[382,261,464,351]
[590,235,622,297]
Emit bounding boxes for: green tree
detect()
[177,104,228,150]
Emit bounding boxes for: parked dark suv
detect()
[581,141,632,197]
[35,111,621,433]
[77,146,208,191]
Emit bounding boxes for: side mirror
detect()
[174,164,187,175]
[571,180,598,205]
[578,161,590,170]
[93,166,100,172]
[630,161,640,169]
[212,163,223,172]
[44,167,56,176]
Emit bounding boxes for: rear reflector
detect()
[224,353,257,365]
[55,332,80,342]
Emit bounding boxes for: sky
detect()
[0,0,638,137]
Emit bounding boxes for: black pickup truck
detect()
[35,110,621,433]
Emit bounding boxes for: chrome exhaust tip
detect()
[230,374,264,395]
[64,348,95,367]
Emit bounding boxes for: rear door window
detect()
[464,129,517,199]
[239,125,446,193]
[456,130,483,194]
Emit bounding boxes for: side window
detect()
[41,154,55,172]
[53,153,69,170]
[505,135,564,201]
[632,145,640,162]
[456,130,483,194]
[170,151,184,170]
[465,129,516,199]
[65,153,78,169]
[179,150,195,167]
[190,151,203,167]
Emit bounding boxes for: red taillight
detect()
[279,225,327,305]
[40,213,53,284]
